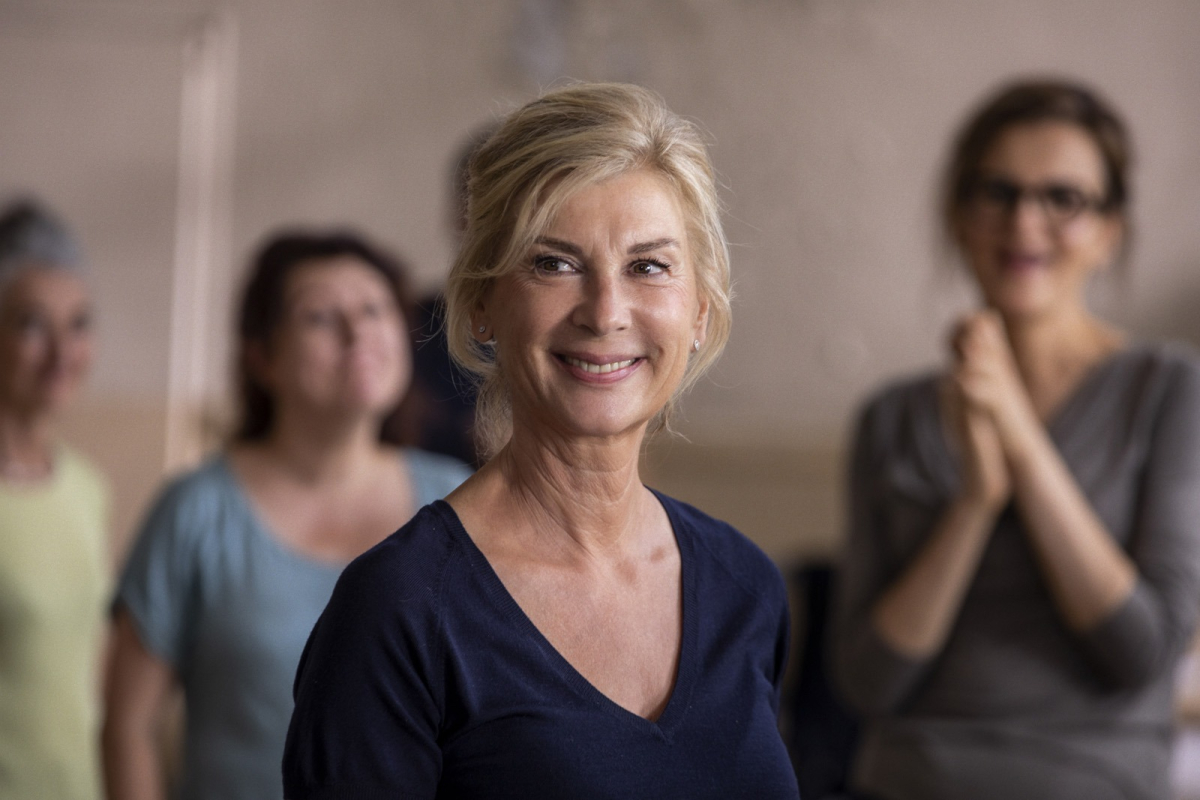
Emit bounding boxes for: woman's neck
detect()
[0,408,55,482]
[250,410,385,487]
[489,422,652,559]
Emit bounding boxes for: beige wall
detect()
[3,0,1199,561]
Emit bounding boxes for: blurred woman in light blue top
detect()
[102,230,472,800]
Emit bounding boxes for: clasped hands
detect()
[943,310,1044,513]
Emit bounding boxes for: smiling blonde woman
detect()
[283,83,800,799]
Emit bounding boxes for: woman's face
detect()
[258,256,409,426]
[0,267,94,420]
[480,168,708,444]
[955,121,1122,320]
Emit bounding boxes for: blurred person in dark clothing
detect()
[404,124,497,467]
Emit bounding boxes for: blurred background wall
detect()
[2,0,1199,565]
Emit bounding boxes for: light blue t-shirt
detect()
[116,449,471,800]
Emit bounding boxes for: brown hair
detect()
[943,79,1132,250]
[234,229,416,443]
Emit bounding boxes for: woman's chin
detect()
[522,407,653,444]
[25,386,80,418]
[576,411,659,441]
[983,287,1062,321]
[337,382,404,414]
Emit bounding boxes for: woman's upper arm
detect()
[283,551,445,799]
[104,608,176,727]
[830,398,930,715]
[114,475,210,666]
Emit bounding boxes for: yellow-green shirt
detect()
[0,447,108,800]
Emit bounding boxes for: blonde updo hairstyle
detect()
[446,82,732,457]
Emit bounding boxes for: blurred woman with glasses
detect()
[832,79,1200,799]
[0,200,109,800]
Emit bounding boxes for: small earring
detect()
[692,339,700,353]
[478,325,486,334]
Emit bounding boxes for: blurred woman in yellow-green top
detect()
[0,199,109,800]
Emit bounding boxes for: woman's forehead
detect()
[535,170,688,244]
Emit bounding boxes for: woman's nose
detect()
[338,313,361,345]
[1006,193,1051,236]
[573,271,630,335]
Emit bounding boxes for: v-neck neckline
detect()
[432,493,698,738]
[215,452,417,573]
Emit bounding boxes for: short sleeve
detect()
[114,468,214,667]
[283,514,450,800]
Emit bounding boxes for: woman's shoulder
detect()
[1092,340,1200,413]
[401,446,472,472]
[146,454,239,513]
[1119,339,1200,377]
[653,491,785,602]
[858,369,942,419]
[337,501,470,607]
[850,369,944,454]
[54,444,110,505]
[400,447,474,504]
[126,454,246,553]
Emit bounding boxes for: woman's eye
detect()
[534,255,576,274]
[70,312,92,335]
[632,259,669,276]
[300,309,337,327]
[13,313,48,336]
[1044,186,1085,214]
[978,179,1019,207]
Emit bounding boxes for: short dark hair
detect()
[943,79,1132,247]
[234,229,416,443]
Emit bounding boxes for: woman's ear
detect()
[470,303,491,345]
[692,294,710,349]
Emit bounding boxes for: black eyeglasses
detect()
[966,176,1110,226]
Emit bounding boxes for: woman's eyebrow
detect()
[533,236,680,256]
[629,238,680,255]
[534,236,584,257]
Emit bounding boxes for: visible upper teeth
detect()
[564,356,636,374]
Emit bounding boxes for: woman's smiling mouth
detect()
[559,354,640,374]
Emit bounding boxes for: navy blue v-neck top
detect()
[283,494,800,799]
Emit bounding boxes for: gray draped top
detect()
[833,343,1200,800]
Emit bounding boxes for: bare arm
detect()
[1003,424,1136,630]
[102,608,176,800]
[871,494,999,657]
